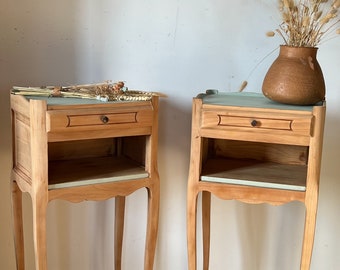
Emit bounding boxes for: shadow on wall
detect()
[0,2,111,269]
[158,96,193,187]
[207,197,305,270]
[155,96,193,268]
[315,112,340,266]
[0,2,89,89]
[0,89,14,269]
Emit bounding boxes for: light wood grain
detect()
[48,156,148,189]
[201,158,307,191]
[213,139,308,165]
[187,95,326,270]
[11,94,160,270]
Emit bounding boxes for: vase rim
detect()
[280,45,318,50]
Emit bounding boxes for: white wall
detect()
[1,0,339,269]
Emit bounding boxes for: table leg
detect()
[187,189,199,270]
[202,191,211,270]
[32,194,48,270]
[144,183,160,270]
[114,196,126,270]
[300,198,318,270]
[12,181,25,270]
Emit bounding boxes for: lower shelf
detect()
[48,156,148,190]
[201,158,307,191]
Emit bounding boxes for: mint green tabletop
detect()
[197,91,319,112]
[18,95,134,106]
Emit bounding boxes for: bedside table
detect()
[11,94,160,270]
[186,92,326,270]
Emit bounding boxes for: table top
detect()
[197,91,321,112]
[17,95,146,106]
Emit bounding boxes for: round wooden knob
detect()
[251,119,258,127]
[101,115,109,124]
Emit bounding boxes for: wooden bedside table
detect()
[11,94,160,270]
[187,92,326,270]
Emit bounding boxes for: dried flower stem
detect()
[11,81,162,102]
[275,0,340,47]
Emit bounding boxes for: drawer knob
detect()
[101,115,109,124]
[251,119,258,127]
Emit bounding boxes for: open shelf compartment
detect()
[48,156,148,189]
[48,136,148,190]
[201,158,307,191]
[200,139,309,191]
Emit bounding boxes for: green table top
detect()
[15,95,139,106]
[197,91,320,112]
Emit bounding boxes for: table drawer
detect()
[67,112,137,127]
[46,107,153,133]
[201,110,313,137]
[218,115,292,130]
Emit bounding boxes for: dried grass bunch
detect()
[11,81,161,102]
[267,0,340,47]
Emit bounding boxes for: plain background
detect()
[1,0,339,269]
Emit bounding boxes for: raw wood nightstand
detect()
[187,92,326,270]
[10,94,160,270]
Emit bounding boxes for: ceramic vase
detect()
[262,45,325,105]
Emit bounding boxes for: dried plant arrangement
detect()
[12,81,163,102]
[267,0,340,47]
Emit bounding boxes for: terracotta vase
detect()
[262,45,325,105]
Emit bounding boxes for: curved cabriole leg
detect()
[32,195,48,270]
[114,196,126,270]
[187,189,199,270]
[300,199,318,270]
[202,191,211,270]
[12,181,25,270]
[144,183,160,270]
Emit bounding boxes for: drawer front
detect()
[46,107,153,133]
[218,115,292,130]
[201,110,313,137]
[67,112,137,127]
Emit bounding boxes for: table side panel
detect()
[11,104,32,187]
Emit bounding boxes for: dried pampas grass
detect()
[270,0,340,47]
